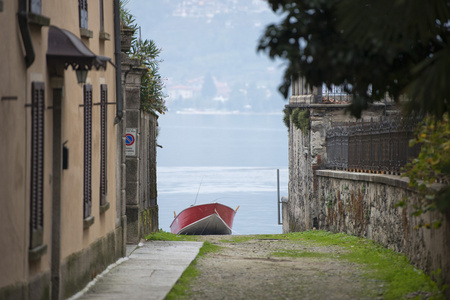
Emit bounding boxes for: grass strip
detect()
[165,241,222,300]
[272,249,334,259]
[147,230,446,299]
[270,231,446,299]
[145,230,199,241]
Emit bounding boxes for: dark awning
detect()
[47,26,110,71]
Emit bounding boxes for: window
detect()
[27,0,50,26]
[79,0,88,29]
[99,0,104,32]
[79,0,93,38]
[99,84,108,208]
[83,84,92,220]
[30,82,45,250]
[29,0,41,15]
[98,0,110,40]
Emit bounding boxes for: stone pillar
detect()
[138,112,159,235]
[281,196,290,233]
[121,54,146,244]
[116,25,135,255]
[116,76,127,257]
[289,78,322,104]
[287,111,312,232]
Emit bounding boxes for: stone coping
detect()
[316,169,445,192]
[287,103,349,108]
[316,169,411,190]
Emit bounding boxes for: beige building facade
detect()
[1,1,126,299]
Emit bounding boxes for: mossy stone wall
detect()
[315,170,450,296]
[60,230,122,299]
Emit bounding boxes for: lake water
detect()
[156,112,289,235]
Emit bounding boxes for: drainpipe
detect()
[113,0,123,124]
[18,0,35,68]
[51,88,63,300]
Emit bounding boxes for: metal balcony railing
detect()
[326,117,421,174]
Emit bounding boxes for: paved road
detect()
[71,241,203,300]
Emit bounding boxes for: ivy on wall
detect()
[283,107,290,130]
[283,107,310,133]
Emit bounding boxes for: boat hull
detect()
[170,203,236,235]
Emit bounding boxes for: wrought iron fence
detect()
[326,117,421,174]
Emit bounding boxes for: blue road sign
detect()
[125,134,135,146]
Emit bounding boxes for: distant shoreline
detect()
[173,109,283,116]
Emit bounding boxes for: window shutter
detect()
[100,84,107,206]
[83,84,92,219]
[79,0,88,29]
[30,82,45,249]
[29,0,42,14]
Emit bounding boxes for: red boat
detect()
[170,203,238,235]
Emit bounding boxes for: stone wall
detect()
[286,104,387,232]
[121,53,159,244]
[60,230,124,299]
[285,87,450,293]
[126,112,159,243]
[0,272,50,300]
[314,170,450,293]
[139,112,159,234]
[139,113,158,208]
[287,112,311,232]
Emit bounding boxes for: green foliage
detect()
[119,0,135,29]
[297,109,310,132]
[130,39,167,114]
[258,0,450,119]
[402,113,450,228]
[120,1,167,115]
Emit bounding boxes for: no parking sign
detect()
[125,128,137,156]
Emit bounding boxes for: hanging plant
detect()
[283,107,291,131]
[120,0,167,115]
[291,108,310,133]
